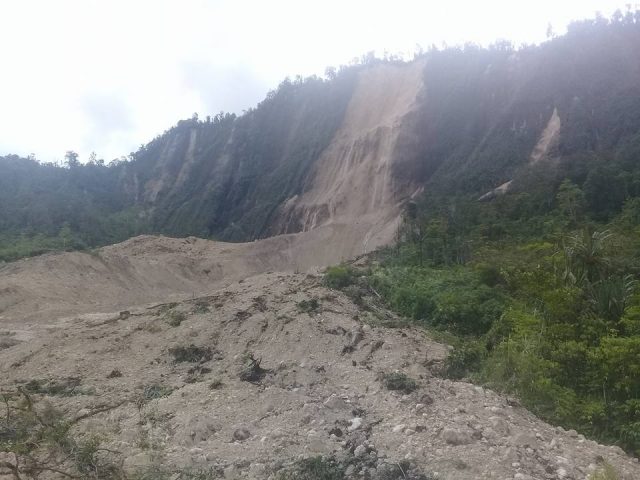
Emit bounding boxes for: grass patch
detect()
[192,302,210,314]
[589,463,620,480]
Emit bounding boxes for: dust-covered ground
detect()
[1,272,638,479]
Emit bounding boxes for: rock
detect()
[248,463,266,477]
[348,417,363,432]
[512,432,538,448]
[354,444,367,457]
[556,467,568,478]
[442,428,474,445]
[489,416,510,435]
[123,452,153,471]
[324,394,348,410]
[392,424,406,433]
[232,427,251,441]
[223,465,238,479]
[419,393,434,405]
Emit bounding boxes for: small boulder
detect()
[442,428,474,446]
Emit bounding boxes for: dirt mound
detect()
[0,225,402,327]
[1,273,637,479]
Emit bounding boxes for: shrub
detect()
[0,389,123,478]
[142,384,173,400]
[297,298,320,313]
[166,311,187,327]
[169,345,213,363]
[23,377,86,396]
[276,456,344,480]
[383,372,418,393]
[324,265,355,289]
[443,341,487,379]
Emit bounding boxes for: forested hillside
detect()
[1,12,640,264]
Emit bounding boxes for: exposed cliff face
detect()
[271,60,427,253]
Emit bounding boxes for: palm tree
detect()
[558,229,612,286]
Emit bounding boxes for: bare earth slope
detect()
[0,224,397,328]
[1,273,638,479]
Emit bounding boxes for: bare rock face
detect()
[0,272,638,479]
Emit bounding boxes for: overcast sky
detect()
[0,0,633,163]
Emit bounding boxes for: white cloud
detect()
[0,0,630,162]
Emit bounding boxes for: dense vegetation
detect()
[355,154,640,455]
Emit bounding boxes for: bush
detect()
[443,341,487,379]
[239,353,268,383]
[276,456,344,480]
[166,310,187,327]
[383,372,418,393]
[297,298,320,313]
[23,377,87,397]
[142,384,174,400]
[169,345,213,363]
[324,265,356,289]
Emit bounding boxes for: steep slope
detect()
[270,60,425,254]
[1,273,639,479]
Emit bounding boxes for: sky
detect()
[0,0,634,163]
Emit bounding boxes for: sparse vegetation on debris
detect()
[0,388,123,479]
[23,376,90,397]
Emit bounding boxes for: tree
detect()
[64,150,80,168]
[556,179,585,224]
